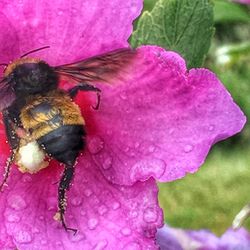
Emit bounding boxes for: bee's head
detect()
[4,58,58,97]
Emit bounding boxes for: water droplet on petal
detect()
[41,239,47,245]
[38,38,45,44]
[209,125,215,131]
[84,189,93,197]
[184,144,193,153]
[112,201,121,210]
[130,159,166,182]
[39,215,44,221]
[47,197,57,211]
[80,210,86,216]
[22,175,32,183]
[93,239,108,250]
[68,232,85,242]
[123,242,142,250]
[119,92,127,100]
[8,195,27,211]
[148,145,156,153]
[129,211,138,218]
[57,10,64,15]
[87,218,99,230]
[98,205,108,215]
[5,213,21,223]
[71,197,82,207]
[121,227,131,236]
[14,230,33,243]
[56,241,63,248]
[88,136,104,154]
[143,207,158,223]
[102,156,113,170]
[139,142,156,155]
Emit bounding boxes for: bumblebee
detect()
[0,46,136,233]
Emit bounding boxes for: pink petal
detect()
[156,226,250,250]
[0,0,142,65]
[80,46,246,185]
[232,0,250,4]
[0,153,162,249]
[0,13,20,67]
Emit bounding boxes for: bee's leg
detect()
[2,110,20,150]
[0,111,19,191]
[0,150,15,191]
[58,163,77,234]
[68,83,101,110]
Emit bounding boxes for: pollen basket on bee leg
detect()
[15,140,48,173]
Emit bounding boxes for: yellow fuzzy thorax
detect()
[20,90,85,140]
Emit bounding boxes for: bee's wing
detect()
[54,48,137,84]
[0,78,15,111]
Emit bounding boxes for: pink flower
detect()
[232,0,250,4]
[156,226,250,250]
[0,0,246,249]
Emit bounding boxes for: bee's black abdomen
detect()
[37,125,85,165]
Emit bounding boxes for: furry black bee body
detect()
[0,47,136,234]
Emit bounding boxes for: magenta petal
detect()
[157,226,250,250]
[83,46,246,185]
[0,12,20,65]
[219,228,250,249]
[232,0,250,4]
[0,154,163,249]
[0,0,142,65]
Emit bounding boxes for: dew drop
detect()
[129,211,138,218]
[8,195,27,211]
[39,215,45,221]
[121,227,131,236]
[68,232,85,242]
[57,10,64,15]
[38,38,45,44]
[139,142,156,155]
[5,213,21,223]
[98,205,108,215]
[119,92,127,100]
[143,207,158,223]
[71,197,82,207]
[47,197,57,211]
[130,159,166,182]
[112,201,121,210]
[32,227,40,234]
[56,241,63,247]
[14,230,33,243]
[88,136,104,154]
[41,239,47,245]
[184,144,193,153]
[123,242,142,250]
[22,175,32,183]
[102,156,113,170]
[209,125,215,131]
[87,218,99,230]
[169,128,175,135]
[80,210,86,216]
[93,239,108,250]
[148,145,156,153]
[84,188,93,197]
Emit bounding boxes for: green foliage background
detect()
[130,0,250,235]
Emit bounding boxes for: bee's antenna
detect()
[21,46,50,58]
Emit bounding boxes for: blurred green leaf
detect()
[143,0,157,11]
[214,0,250,23]
[130,0,214,68]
